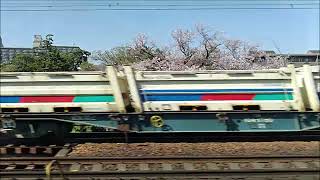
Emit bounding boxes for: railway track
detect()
[2,131,320,145]
[0,144,72,157]
[1,156,319,179]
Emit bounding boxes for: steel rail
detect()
[2,154,319,160]
[1,172,318,180]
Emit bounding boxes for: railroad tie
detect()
[206,162,220,170]
[228,162,241,170]
[5,165,16,170]
[161,163,173,171]
[29,146,38,154]
[0,147,7,154]
[70,163,81,172]
[183,163,194,171]
[92,163,103,172]
[139,163,149,171]
[25,164,35,170]
[291,161,309,169]
[117,164,126,171]
[14,146,22,154]
[3,144,14,155]
[310,161,320,168]
[251,162,272,170]
[271,162,286,170]
[46,145,56,154]
[54,148,71,157]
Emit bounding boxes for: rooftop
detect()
[264,50,320,56]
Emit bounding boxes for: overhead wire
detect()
[1,7,318,12]
[2,0,318,4]
[2,0,319,1]
[2,0,318,5]
[1,0,319,11]
[2,3,319,7]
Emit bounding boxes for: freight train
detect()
[0,64,319,138]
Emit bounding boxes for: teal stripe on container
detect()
[73,95,114,102]
[254,93,293,100]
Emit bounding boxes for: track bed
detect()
[1,141,319,179]
[1,156,319,180]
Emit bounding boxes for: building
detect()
[264,50,319,67]
[0,36,3,48]
[0,35,86,62]
[286,50,319,66]
[287,52,319,65]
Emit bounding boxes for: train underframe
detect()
[0,111,319,138]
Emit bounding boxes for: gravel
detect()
[69,141,320,157]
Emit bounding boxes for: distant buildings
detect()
[287,50,319,64]
[264,50,319,67]
[1,35,318,67]
[0,35,86,62]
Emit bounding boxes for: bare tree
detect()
[131,34,156,61]
[172,29,197,60]
[196,24,222,60]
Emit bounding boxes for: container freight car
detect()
[0,67,130,113]
[0,65,319,137]
[0,67,131,137]
[124,64,319,132]
[124,65,319,112]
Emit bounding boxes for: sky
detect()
[1,1,319,54]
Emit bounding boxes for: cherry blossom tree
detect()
[93,24,287,71]
[132,25,287,71]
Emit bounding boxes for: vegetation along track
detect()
[0,156,319,179]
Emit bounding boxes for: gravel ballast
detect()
[69,141,320,157]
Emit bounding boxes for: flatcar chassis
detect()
[1,111,319,138]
